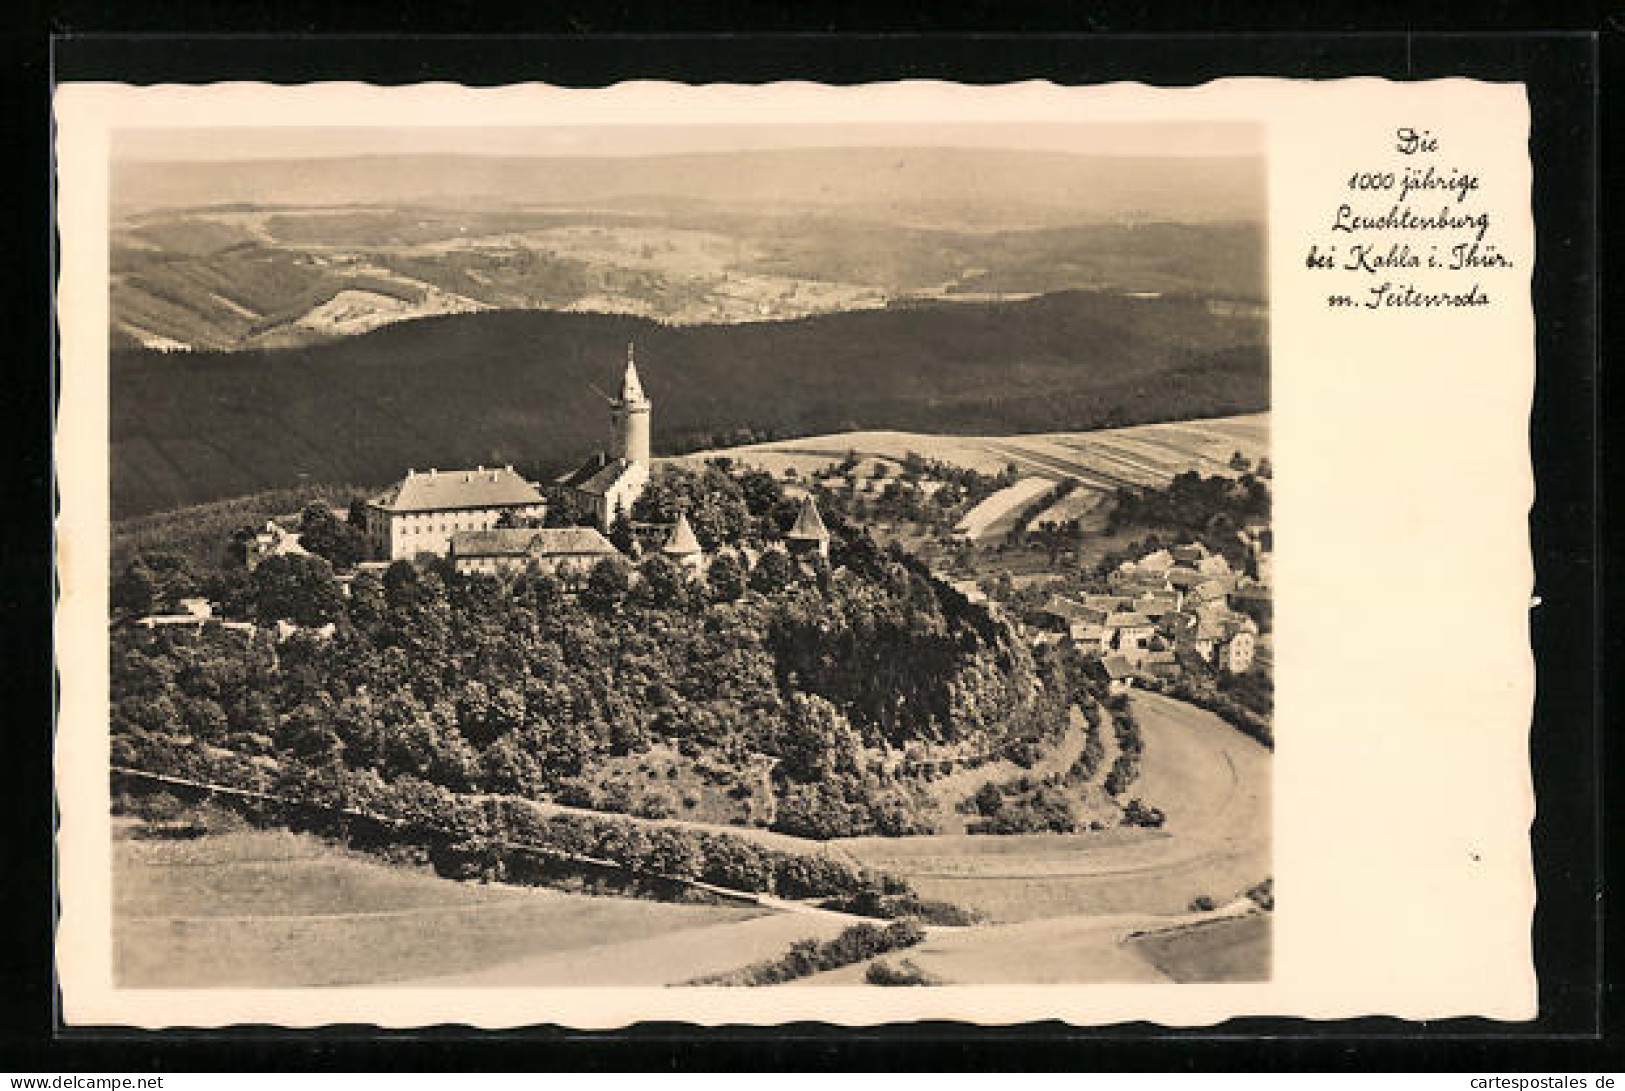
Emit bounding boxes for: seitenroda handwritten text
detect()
[1304,127,1513,310]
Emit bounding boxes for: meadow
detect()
[114,825,769,987]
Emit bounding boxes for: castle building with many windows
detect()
[365,465,547,561]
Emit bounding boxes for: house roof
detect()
[1192,579,1227,600]
[1138,549,1174,572]
[787,494,831,542]
[1166,566,1202,587]
[1041,595,1090,621]
[662,513,703,556]
[1171,543,1207,563]
[452,527,619,559]
[372,466,543,513]
[559,455,638,497]
[1102,654,1136,679]
[1106,611,1153,629]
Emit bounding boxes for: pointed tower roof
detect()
[662,512,703,556]
[787,494,831,543]
[620,342,647,405]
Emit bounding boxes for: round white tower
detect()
[613,342,652,467]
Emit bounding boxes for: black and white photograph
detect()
[52,75,1548,1031]
[99,114,1273,990]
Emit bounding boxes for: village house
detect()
[1170,543,1206,566]
[1133,588,1181,620]
[1173,609,1259,673]
[1085,653,1139,696]
[133,597,216,630]
[1104,610,1157,665]
[366,465,546,561]
[244,520,309,571]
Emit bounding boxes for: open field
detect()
[114,828,766,987]
[402,910,857,987]
[677,413,1270,500]
[794,904,1268,985]
[1126,911,1271,982]
[954,477,1056,541]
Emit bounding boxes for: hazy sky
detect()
[112,122,1262,163]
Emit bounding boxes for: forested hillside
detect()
[112,291,1267,517]
[110,476,1074,842]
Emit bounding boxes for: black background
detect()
[3,11,1612,1072]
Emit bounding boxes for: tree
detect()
[749,547,795,595]
[608,510,637,554]
[581,556,632,615]
[346,570,387,631]
[249,553,343,626]
[111,559,158,616]
[298,502,368,569]
[382,560,420,609]
[346,497,370,531]
[777,693,863,782]
[113,552,199,615]
[637,554,687,610]
[706,551,746,603]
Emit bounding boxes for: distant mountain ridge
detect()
[111,291,1268,519]
[113,147,1264,225]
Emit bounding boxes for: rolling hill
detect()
[111,291,1268,519]
[112,148,1263,225]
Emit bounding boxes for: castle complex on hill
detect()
[363,343,829,578]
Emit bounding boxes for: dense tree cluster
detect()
[810,454,1020,537]
[687,920,926,986]
[1101,695,1145,797]
[111,465,1069,843]
[110,759,892,902]
[1150,669,1273,749]
[1106,470,1271,537]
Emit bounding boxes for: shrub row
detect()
[865,958,942,986]
[110,758,904,904]
[686,920,926,986]
[1102,700,1145,797]
[819,889,983,926]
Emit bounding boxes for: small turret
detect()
[662,512,704,574]
[786,494,831,559]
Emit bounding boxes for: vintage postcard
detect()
[54,77,1535,1028]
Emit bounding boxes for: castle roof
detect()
[619,343,648,406]
[662,513,703,556]
[371,466,543,513]
[787,494,831,542]
[558,454,639,497]
[451,527,619,559]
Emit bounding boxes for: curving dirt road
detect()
[837,691,1271,922]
